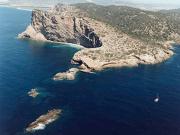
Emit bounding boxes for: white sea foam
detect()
[46,118,55,124]
[31,118,55,131]
[52,43,84,49]
[66,43,85,49]
[32,123,46,131]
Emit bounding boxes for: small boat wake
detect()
[154,93,159,103]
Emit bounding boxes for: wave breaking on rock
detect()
[26,109,62,132]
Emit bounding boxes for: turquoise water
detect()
[1,7,180,135]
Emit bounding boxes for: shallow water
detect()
[1,7,180,135]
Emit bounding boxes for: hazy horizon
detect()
[1,0,180,10]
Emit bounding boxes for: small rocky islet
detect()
[28,88,39,98]
[53,68,80,81]
[26,109,62,132]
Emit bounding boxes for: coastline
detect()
[72,43,175,71]
[17,4,179,79]
[17,36,85,49]
[2,4,180,135]
[18,28,175,72]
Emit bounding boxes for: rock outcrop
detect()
[28,88,39,98]
[53,68,80,81]
[53,67,95,81]
[72,18,174,71]
[26,109,62,132]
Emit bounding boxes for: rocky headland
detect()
[19,3,180,75]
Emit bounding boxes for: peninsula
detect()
[19,3,180,76]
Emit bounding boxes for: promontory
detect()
[19,3,180,72]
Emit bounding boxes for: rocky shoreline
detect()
[18,4,177,77]
[72,40,174,71]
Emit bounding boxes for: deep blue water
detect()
[1,7,180,135]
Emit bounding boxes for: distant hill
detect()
[160,8,180,21]
[160,8,180,14]
[5,0,180,10]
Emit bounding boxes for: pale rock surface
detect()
[53,68,80,81]
[18,25,47,41]
[26,109,62,132]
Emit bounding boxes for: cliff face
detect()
[18,4,102,48]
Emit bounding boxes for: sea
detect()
[0,7,180,135]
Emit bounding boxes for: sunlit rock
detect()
[28,88,39,98]
[53,68,80,81]
[26,109,62,132]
